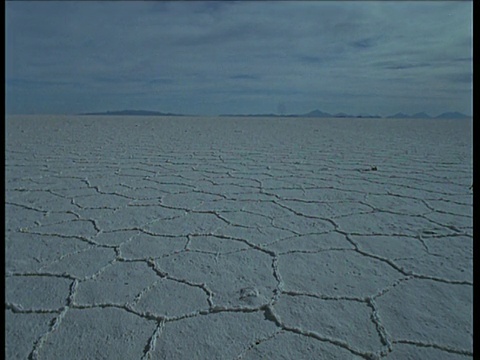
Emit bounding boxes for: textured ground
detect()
[5,115,473,359]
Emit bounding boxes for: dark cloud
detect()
[7,78,79,88]
[229,74,260,80]
[297,56,326,64]
[350,37,379,49]
[148,78,175,85]
[381,62,432,70]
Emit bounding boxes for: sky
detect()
[5,1,473,116]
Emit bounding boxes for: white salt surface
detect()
[5,115,473,359]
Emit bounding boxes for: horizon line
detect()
[5,109,473,118]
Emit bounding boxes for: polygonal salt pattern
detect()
[5,116,472,359]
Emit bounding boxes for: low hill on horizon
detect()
[434,111,470,119]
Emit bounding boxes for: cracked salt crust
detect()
[5,115,473,359]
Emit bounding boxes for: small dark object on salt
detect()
[359,166,378,172]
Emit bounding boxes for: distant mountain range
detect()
[222,109,470,119]
[386,111,470,119]
[80,109,470,119]
[220,110,381,118]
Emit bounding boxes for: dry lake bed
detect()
[5,115,473,359]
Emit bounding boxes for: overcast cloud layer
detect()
[6,1,473,116]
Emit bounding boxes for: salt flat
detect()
[5,115,473,359]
